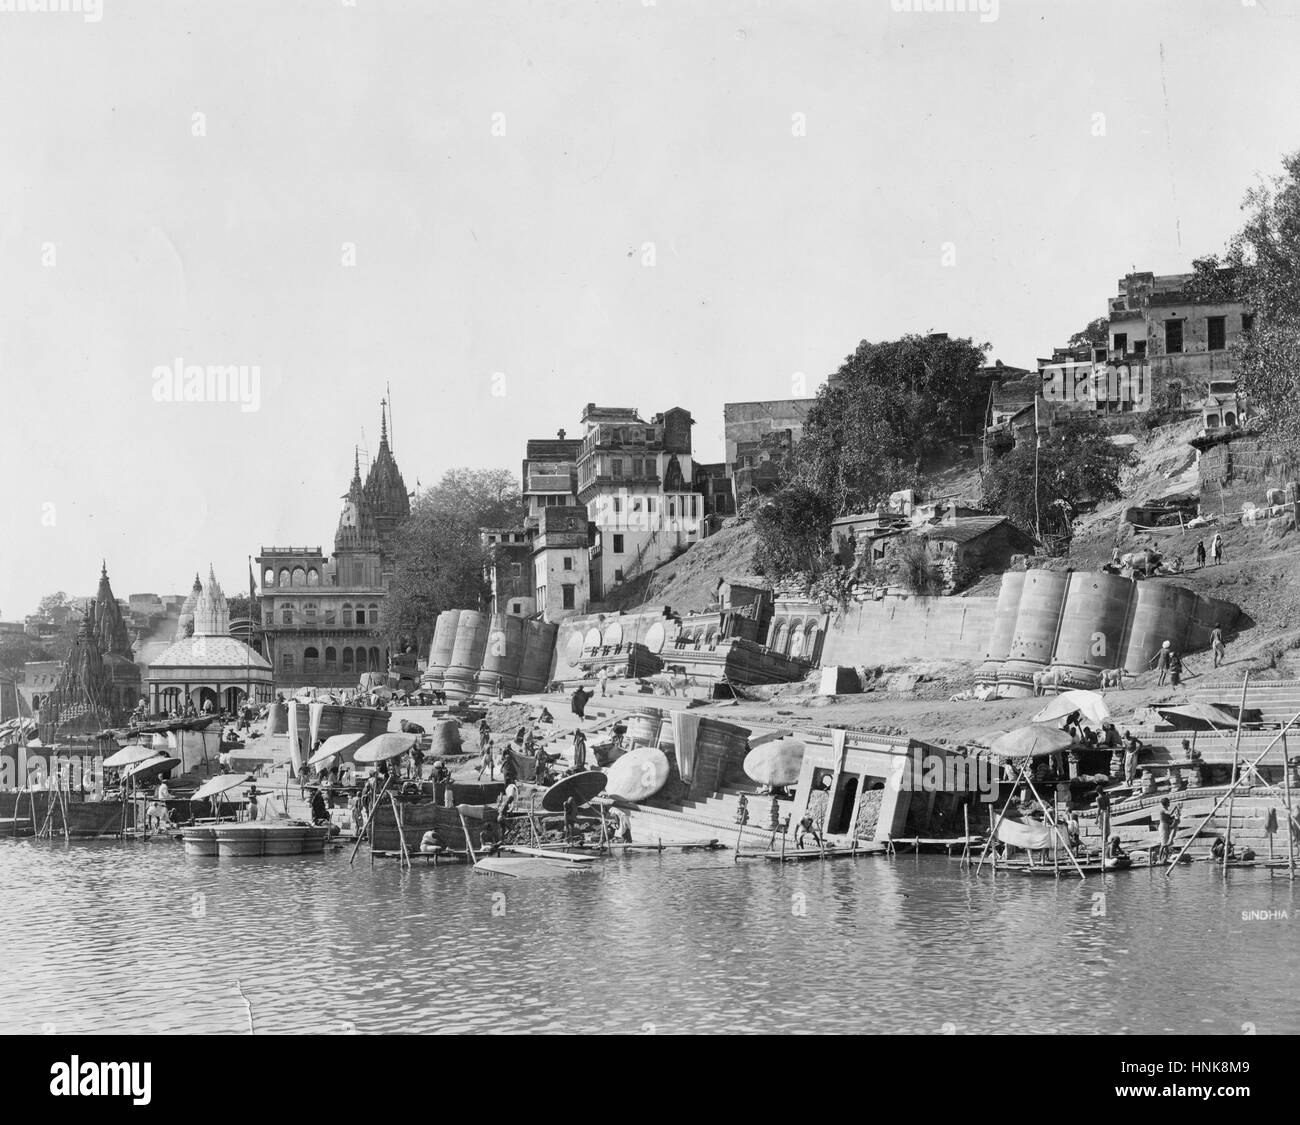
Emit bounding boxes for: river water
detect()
[1,839,1296,1035]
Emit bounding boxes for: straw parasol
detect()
[1155,702,1241,729]
[540,770,608,813]
[604,746,671,803]
[308,732,369,767]
[743,738,805,787]
[122,755,181,783]
[353,732,419,764]
[191,773,254,802]
[103,744,166,769]
[988,724,1075,759]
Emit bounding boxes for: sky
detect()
[2,0,1300,617]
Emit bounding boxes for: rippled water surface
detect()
[2,839,1296,1034]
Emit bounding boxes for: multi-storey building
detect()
[1038,268,1249,423]
[532,505,592,619]
[575,403,707,601]
[481,528,535,617]
[256,409,411,690]
[723,398,811,507]
[481,430,583,618]
[522,432,582,530]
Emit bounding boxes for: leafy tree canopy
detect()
[797,333,989,515]
[382,467,523,652]
[981,417,1132,538]
[1067,316,1109,349]
[751,482,836,582]
[37,592,69,617]
[1226,148,1300,446]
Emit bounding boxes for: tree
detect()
[981,417,1131,538]
[0,634,55,675]
[226,594,254,622]
[1227,148,1300,446]
[797,333,989,515]
[37,592,69,618]
[1184,254,1240,303]
[752,482,836,582]
[382,468,524,651]
[1067,316,1109,349]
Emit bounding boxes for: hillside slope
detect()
[595,420,1300,674]
[598,519,761,615]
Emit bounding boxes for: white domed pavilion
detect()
[146,566,273,714]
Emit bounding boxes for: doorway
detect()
[828,774,860,835]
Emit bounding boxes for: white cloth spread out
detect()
[996,817,1067,851]
[286,701,303,775]
[670,711,702,782]
[308,702,325,749]
[831,727,847,763]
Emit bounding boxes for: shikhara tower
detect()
[256,403,412,690]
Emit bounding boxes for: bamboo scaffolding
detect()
[1165,707,1300,877]
[1222,675,1250,874]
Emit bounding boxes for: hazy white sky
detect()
[2,0,1299,617]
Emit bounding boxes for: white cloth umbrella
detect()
[308,732,368,767]
[1032,688,1110,727]
[104,745,166,769]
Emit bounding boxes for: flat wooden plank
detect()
[501,845,597,863]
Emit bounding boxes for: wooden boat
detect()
[184,822,329,857]
[737,843,887,862]
[183,826,217,856]
[472,855,596,879]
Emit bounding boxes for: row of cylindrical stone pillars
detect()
[978,569,1239,697]
[422,609,559,700]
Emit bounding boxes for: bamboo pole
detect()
[1165,708,1300,877]
[1223,674,1250,874]
[1020,772,1087,880]
[388,792,410,869]
[348,774,391,866]
[961,804,970,868]
[976,767,1023,874]
[1282,732,1296,882]
[1052,789,1059,879]
[458,809,478,865]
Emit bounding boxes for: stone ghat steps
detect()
[638,787,796,839]
[1137,732,1296,765]
[1184,681,1300,726]
[1077,787,1299,850]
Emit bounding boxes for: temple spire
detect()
[380,399,388,446]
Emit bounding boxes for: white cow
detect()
[1099,667,1128,692]
[1032,667,1064,696]
[651,672,693,697]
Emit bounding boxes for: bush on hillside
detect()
[752,482,835,582]
[982,417,1131,538]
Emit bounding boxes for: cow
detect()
[651,672,693,697]
[1120,549,1162,578]
[1032,667,1064,696]
[1098,668,1128,692]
